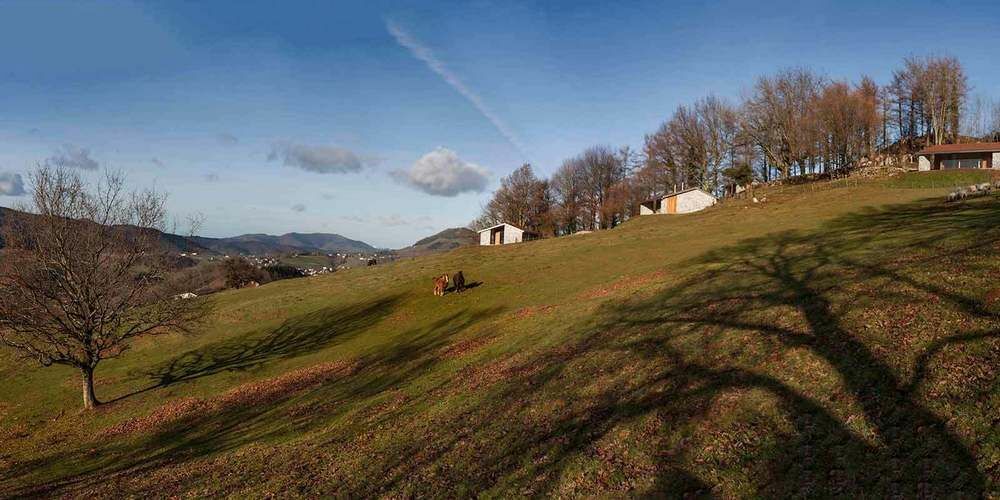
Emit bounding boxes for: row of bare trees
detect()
[476,55,991,234]
[963,94,1000,142]
[888,56,970,148]
[473,146,645,235]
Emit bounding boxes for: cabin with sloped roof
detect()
[477,223,537,245]
[639,188,717,215]
[917,142,1000,171]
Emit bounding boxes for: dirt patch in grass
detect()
[102,360,359,437]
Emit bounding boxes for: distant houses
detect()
[917,142,1000,171]
[639,188,717,215]
[478,223,538,246]
[477,188,718,247]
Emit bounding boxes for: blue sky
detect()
[0,0,997,247]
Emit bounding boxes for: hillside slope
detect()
[396,227,478,257]
[1,174,998,497]
[0,206,215,255]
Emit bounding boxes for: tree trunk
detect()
[81,366,100,409]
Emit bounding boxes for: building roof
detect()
[918,142,1000,154]
[643,187,716,205]
[476,222,524,233]
[663,187,713,198]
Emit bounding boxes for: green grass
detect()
[887,169,998,189]
[2,180,999,497]
[278,254,335,269]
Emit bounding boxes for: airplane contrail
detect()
[387,20,529,160]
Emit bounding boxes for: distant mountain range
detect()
[191,233,377,256]
[0,207,377,256]
[1,207,480,258]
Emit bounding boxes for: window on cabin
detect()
[941,158,981,169]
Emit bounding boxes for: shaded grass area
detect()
[1,182,998,496]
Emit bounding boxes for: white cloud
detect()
[387,20,528,159]
[45,144,99,170]
[391,147,490,197]
[268,142,374,174]
[0,172,26,196]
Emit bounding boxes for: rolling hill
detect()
[395,227,478,257]
[1,172,998,497]
[0,206,215,255]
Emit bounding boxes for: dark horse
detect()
[451,271,465,292]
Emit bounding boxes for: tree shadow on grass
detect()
[101,296,403,404]
[554,196,1000,495]
[360,196,1000,496]
[146,295,404,387]
[7,197,1000,497]
[5,300,504,497]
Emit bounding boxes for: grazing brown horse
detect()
[451,271,465,292]
[433,274,449,296]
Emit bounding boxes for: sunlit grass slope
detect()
[1,172,998,497]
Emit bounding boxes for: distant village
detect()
[178,250,396,276]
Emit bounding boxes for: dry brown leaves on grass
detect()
[362,390,411,424]
[581,270,667,300]
[514,305,556,320]
[455,354,544,392]
[439,334,496,359]
[984,288,1000,306]
[924,341,1000,401]
[56,441,282,498]
[103,360,359,437]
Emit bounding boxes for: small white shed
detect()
[639,188,717,215]
[478,223,537,245]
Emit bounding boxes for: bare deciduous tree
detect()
[577,145,626,230]
[888,56,968,149]
[645,96,740,193]
[0,167,206,409]
[475,164,552,235]
[963,94,997,140]
[550,158,587,234]
[743,68,824,178]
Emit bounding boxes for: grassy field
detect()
[1,172,998,497]
[278,254,337,269]
[886,168,998,189]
